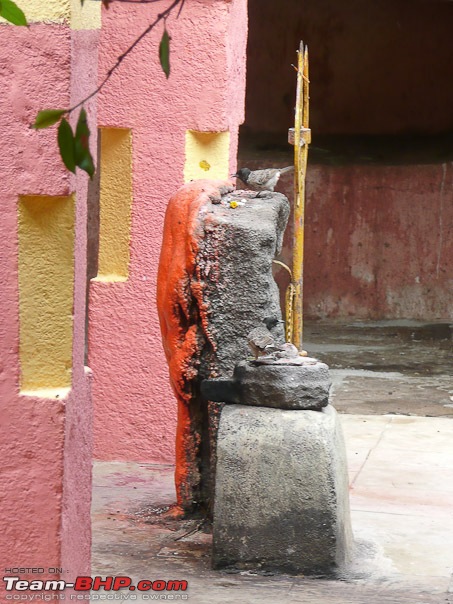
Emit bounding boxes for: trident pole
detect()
[287,41,310,350]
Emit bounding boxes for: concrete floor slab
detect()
[92,414,453,602]
[92,321,453,602]
[350,486,453,519]
[379,417,453,452]
[305,320,452,418]
[353,511,452,580]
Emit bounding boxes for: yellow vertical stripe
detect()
[1,0,69,23]
[0,0,101,27]
[96,128,132,282]
[71,0,101,30]
[18,195,75,393]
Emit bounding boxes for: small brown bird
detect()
[247,317,284,360]
[264,342,300,359]
[232,166,294,195]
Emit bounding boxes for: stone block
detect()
[202,360,331,410]
[213,404,353,575]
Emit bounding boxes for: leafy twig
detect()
[32,0,184,177]
[67,0,183,115]
[0,0,27,25]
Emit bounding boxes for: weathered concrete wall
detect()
[0,2,98,590]
[238,159,453,321]
[304,163,453,319]
[277,163,453,320]
[90,0,248,462]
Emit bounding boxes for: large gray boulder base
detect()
[213,404,353,575]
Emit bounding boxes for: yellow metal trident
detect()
[287,41,310,350]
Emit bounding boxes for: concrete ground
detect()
[92,321,453,603]
[304,320,453,418]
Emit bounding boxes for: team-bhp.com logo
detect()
[3,577,189,600]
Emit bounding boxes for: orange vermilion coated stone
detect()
[157,180,230,509]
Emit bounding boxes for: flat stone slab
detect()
[213,404,353,575]
[234,360,331,410]
[201,359,331,410]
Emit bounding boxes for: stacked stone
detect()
[158,181,352,574]
[211,363,353,575]
[198,188,353,575]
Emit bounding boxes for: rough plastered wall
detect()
[0,0,99,589]
[89,0,248,461]
[274,163,453,320]
[241,0,453,320]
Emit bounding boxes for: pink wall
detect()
[90,0,248,462]
[0,24,71,582]
[0,23,94,588]
[61,28,99,578]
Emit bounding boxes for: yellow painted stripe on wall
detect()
[0,0,101,28]
[71,0,101,30]
[18,195,75,392]
[1,0,70,24]
[184,130,230,183]
[95,128,132,282]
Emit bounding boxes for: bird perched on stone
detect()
[247,317,284,360]
[232,166,294,195]
[264,342,300,360]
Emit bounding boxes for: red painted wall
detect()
[243,160,453,321]
[242,0,453,320]
[303,163,453,319]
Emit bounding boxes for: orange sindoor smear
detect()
[157,180,228,509]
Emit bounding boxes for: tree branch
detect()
[68,0,184,115]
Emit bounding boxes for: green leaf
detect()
[33,109,66,129]
[58,118,76,174]
[74,108,95,179]
[0,0,27,25]
[76,149,95,178]
[159,27,171,79]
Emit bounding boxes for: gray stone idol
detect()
[157,181,290,511]
[158,181,353,577]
